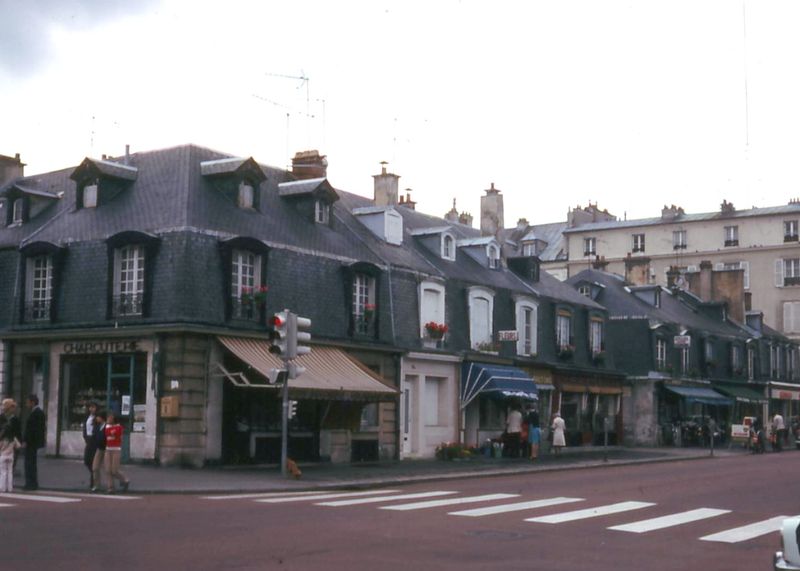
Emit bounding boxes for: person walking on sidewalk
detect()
[104,413,130,493]
[0,411,21,492]
[505,405,523,458]
[22,394,45,491]
[2,398,22,474]
[527,407,541,461]
[82,402,98,489]
[91,411,107,492]
[772,412,786,452]
[551,411,566,455]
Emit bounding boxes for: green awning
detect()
[713,384,767,404]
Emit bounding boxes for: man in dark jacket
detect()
[23,394,46,491]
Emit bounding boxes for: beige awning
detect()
[217,336,398,400]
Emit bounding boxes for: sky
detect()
[2,0,800,226]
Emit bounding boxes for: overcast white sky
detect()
[2,0,800,225]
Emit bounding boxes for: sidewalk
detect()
[20,444,756,495]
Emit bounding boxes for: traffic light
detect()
[287,361,306,380]
[294,315,312,357]
[269,310,290,356]
[288,400,298,419]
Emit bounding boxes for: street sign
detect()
[498,330,518,341]
[674,335,691,347]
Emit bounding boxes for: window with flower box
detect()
[231,249,263,320]
[25,255,52,321]
[113,245,145,317]
[468,287,494,350]
[556,310,573,357]
[353,273,376,335]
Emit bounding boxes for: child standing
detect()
[104,413,130,493]
[0,418,21,492]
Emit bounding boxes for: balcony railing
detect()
[784,234,798,243]
[784,276,800,287]
[724,239,739,247]
[24,300,51,322]
[112,293,143,317]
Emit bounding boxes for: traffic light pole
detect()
[280,366,289,478]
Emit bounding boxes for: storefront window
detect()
[479,397,504,429]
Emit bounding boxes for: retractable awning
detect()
[713,384,767,404]
[664,385,732,406]
[216,337,397,401]
[460,362,537,409]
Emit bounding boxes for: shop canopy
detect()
[216,336,398,401]
[712,384,767,404]
[664,385,732,407]
[460,362,537,409]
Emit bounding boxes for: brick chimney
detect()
[444,198,459,223]
[373,161,399,206]
[698,260,713,301]
[0,153,25,187]
[398,188,416,210]
[458,211,473,227]
[291,150,327,180]
[480,182,504,236]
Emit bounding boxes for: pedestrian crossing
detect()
[0,490,142,507]
[203,487,798,547]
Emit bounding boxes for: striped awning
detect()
[460,362,537,409]
[217,337,397,401]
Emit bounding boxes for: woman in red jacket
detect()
[104,413,130,493]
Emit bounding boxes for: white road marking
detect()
[526,501,656,524]
[46,491,142,501]
[381,493,519,511]
[699,516,793,543]
[449,497,585,517]
[609,508,730,533]
[0,493,81,503]
[257,490,401,503]
[0,503,13,507]
[317,491,457,506]
[203,491,322,500]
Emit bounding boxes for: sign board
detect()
[673,335,691,347]
[730,424,749,439]
[498,330,518,341]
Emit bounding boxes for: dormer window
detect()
[113,245,145,317]
[442,234,455,261]
[25,255,52,321]
[522,242,535,256]
[238,181,255,209]
[83,184,98,208]
[11,197,24,224]
[487,244,500,269]
[315,200,330,224]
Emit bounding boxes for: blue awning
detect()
[664,385,732,407]
[460,362,537,409]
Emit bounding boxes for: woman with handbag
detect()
[551,411,566,455]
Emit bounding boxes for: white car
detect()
[775,517,800,570]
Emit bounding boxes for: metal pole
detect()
[280,369,289,477]
[709,418,715,457]
[603,417,609,462]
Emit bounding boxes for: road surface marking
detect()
[317,491,457,506]
[0,493,81,503]
[203,491,322,500]
[526,501,656,524]
[381,493,519,511]
[449,497,585,517]
[0,503,13,507]
[609,508,730,533]
[257,490,400,503]
[46,491,142,501]
[699,515,793,543]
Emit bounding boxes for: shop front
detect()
[460,361,538,448]
[552,372,623,447]
[713,383,767,424]
[660,383,732,447]
[768,382,800,421]
[214,337,398,464]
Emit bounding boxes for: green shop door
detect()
[106,355,135,462]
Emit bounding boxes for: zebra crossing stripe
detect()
[257,490,400,503]
[203,491,321,500]
[0,503,13,508]
[0,493,81,503]
[317,491,457,507]
[699,515,792,543]
[381,493,519,511]
[609,508,730,533]
[449,497,585,517]
[526,501,656,524]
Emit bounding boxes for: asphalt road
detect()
[3,452,795,571]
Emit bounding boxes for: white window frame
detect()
[721,261,750,289]
[83,184,98,208]
[515,298,538,356]
[632,233,645,253]
[11,198,23,224]
[724,225,738,246]
[783,301,800,334]
[486,244,500,269]
[114,244,145,316]
[578,284,591,298]
[673,230,687,249]
[680,346,690,375]
[353,273,377,335]
[556,312,572,350]
[315,200,330,224]
[583,237,596,256]
[522,242,535,257]
[424,376,446,427]
[747,345,755,380]
[468,286,494,349]
[590,318,604,356]
[419,281,446,338]
[25,255,52,320]
[785,220,799,241]
[441,233,455,261]
[656,338,667,370]
[704,339,714,363]
[238,182,254,209]
[231,249,261,299]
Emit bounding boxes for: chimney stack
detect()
[444,198,459,223]
[0,153,25,187]
[398,188,416,210]
[291,150,328,180]
[373,161,399,206]
[480,182,504,236]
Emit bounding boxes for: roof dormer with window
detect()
[277,177,339,225]
[1,183,61,226]
[353,206,403,245]
[200,156,266,211]
[457,236,502,269]
[71,157,138,210]
[409,226,457,261]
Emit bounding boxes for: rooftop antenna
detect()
[265,71,312,146]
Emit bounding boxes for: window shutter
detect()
[741,261,750,289]
[784,303,792,333]
[775,259,784,287]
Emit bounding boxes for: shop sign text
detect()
[63,340,138,355]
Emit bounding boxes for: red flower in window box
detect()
[241,285,269,308]
[425,321,448,340]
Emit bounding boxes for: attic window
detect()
[578,284,591,297]
[522,242,535,256]
[315,200,330,224]
[487,244,500,269]
[83,184,98,208]
[238,182,254,209]
[11,198,24,224]
[442,234,455,260]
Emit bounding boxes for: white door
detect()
[401,375,417,457]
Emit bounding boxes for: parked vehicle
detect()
[774,516,800,570]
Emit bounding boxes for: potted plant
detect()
[241,285,269,308]
[424,321,448,340]
[557,344,575,360]
[363,303,376,323]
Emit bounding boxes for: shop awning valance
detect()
[460,362,537,409]
[713,384,767,404]
[216,337,398,401]
[664,385,732,406]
